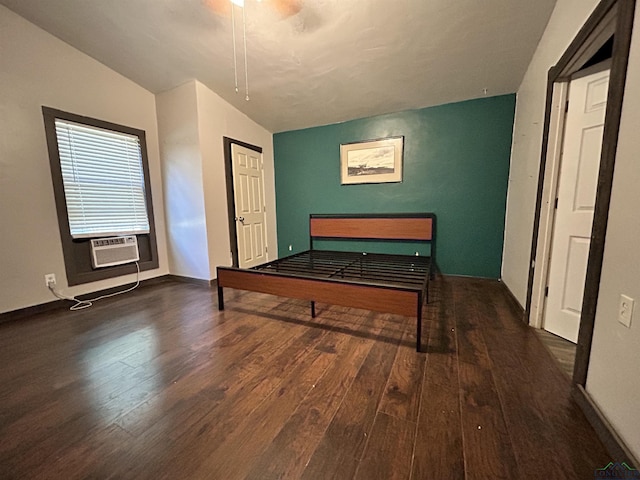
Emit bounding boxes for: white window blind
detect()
[55,119,150,239]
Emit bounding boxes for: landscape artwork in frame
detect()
[340,136,404,185]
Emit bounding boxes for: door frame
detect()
[223,136,263,268]
[525,0,635,386]
[532,61,611,339]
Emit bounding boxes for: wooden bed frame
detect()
[216,213,436,351]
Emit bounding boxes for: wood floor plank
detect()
[300,316,401,480]
[189,321,370,479]
[0,278,614,480]
[534,329,576,377]
[0,343,196,475]
[109,349,330,479]
[243,320,377,480]
[127,302,375,480]
[114,317,304,436]
[411,277,465,480]
[107,305,337,479]
[476,280,611,479]
[29,423,133,480]
[378,316,426,422]
[452,278,520,480]
[354,412,416,480]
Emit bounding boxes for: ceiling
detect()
[1,0,557,133]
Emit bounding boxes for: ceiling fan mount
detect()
[203,0,302,18]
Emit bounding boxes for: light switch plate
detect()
[618,294,634,328]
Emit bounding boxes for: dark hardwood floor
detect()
[534,329,577,378]
[0,276,611,479]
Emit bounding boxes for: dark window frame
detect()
[43,107,159,286]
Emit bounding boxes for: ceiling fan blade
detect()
[202,0,232,17]
[265,0,302,18]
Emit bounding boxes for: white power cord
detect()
[47,262,141,311]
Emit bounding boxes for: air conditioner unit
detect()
[90,236,139,268]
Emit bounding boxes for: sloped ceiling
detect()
[0,0,557,132]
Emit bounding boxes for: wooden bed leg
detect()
[311,301,316,318]
[217,286,224,310]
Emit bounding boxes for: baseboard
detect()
[0,298,69,324]
[441,273,499,281]
[75,275,173,300]
[0,274,173,324]
[498,279,526,321]
[573,385,639,467]
[167,274,216,288]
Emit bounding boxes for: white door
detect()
[544,68,610,342]
[231,143,267,268]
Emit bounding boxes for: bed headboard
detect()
[308,213,436,274]
[309,213,435,243]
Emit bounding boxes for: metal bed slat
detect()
[256,250,431,286]
[330,274,425,286]
[255,250,429,287]
[262,263,346,272]
[265,251,429,264]
[337,276,424,287]
[255,250,430,268]
[263,267,336,277]
[340,263,428,276]
[337,269,427,282]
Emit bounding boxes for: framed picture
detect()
[340,136,404,185]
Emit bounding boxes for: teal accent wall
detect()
[273,94,516,278]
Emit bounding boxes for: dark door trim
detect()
[223,137,263,267]
[524,0,636,386]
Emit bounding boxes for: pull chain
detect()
[231,5,239,94]
[242,4,249,101]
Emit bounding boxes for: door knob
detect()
[235,216,245,223]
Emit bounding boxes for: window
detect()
[55,119,150,238]
[43,107,158,286]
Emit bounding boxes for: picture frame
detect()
[340,136,404,185]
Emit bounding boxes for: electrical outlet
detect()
[45,273,56,288]
[618,294,634,328]
[288,245,292,251]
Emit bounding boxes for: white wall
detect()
[195,81,276,275]
[501,0,599,304]
[502,0,640,459]
[0,6,169,313]
[157,80,276,280]
[156,83,211,280]
[586,3,640,458]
